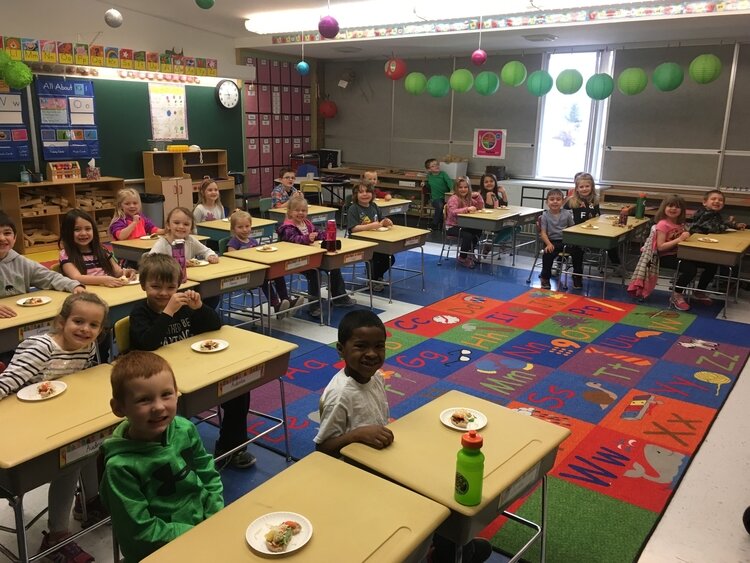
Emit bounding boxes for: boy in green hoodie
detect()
[100,351,223,563]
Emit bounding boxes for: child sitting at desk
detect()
[539,189,575,290]
[101,351,224,563]
[129,254,255,469]
[446,176,485,269]
[689,188,747,234]
[109,188,163,241]
[271,167,303,209]
[0,293,109,562]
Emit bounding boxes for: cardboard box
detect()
[439,161,468,179]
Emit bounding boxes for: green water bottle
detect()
[635,196,646,219]
[454,429,484,506]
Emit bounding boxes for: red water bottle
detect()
[325,219,337,252]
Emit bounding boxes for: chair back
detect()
[300,180,322,194]
[259,197,273,217]
[218,237,230,255]
[114,316,130,356]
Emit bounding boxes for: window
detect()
[536,51,611,181]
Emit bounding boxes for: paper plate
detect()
[439,408,487,431]
[16,296,52,307]
[139,234,160,240]
[697,237,719,243]
[17,381,67,401]
[222,218,230,222]
[246,512,313,555]
[581,224,599,230]
[479,209,495,214]
[191,339,229,353]
[186,259,210,267]
[256,246,278,252]
[377,226,390,232]
[126,276,140,285]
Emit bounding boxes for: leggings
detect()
[48,459,99,533]
[660,255,718,292]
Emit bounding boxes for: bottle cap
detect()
[461,429,483,449]
[172,239,185,246]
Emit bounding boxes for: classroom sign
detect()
[35,76,99,160]
[473,128,507,159]
[0,88,31,162]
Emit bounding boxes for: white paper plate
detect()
[126,276,140,285]
[377,226,390,231]
[222,218,229,222]
[246,512,312,555]
[697,237,719,243]
[439,408,488,431]
[725,228,737,232]
[190,339,229,353]
[16,296,52,307]
[479,209,494,214]
[581,224,599,230]
[186,259,210,267]
[17,381,67,401]
[256,245,278,252]
[139,234,160,240]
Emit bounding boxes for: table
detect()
[141,452,449,563]
[154,325,297,460]
[224,241,326,330]
[185,257,267,299]
[291,176,350,206]
[0,290,69,354]
[196,217,277,243]
[342,390,570,563]
[268,204,337,226]
[0,364,118,563]
[375,197,411,224]
[111,235,210,265]
[350,225,429,303]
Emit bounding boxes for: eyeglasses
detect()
[282,175,296,180]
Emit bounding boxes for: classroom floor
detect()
[1,238,749,562]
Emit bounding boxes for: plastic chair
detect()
[218,237,230,256]
[437,204,460,266]
[300,180,323,205]
[339,193,353,229]
[114,316,130,356]
[259,197,273,219]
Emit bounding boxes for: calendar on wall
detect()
[148,83,188,140]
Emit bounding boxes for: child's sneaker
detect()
[308,305,321,318]
[457,256,475,269]
[289,295,306,310]
[572,275,583,289]
[334,296,357,307]
[692,291,713,305]
[273,299,290,319]
[539,277,551,290]
[73,494,109,529]
[39,531,94,563]
[671,292,690,311]
[371,280,385,292]
[230,450,256,469]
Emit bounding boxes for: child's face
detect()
[289,205,308,222]
[166,210,193,239]
[281,172,296,191]
[547,194,563,211]
[144,276,179,312]
[73,216,95,248]
[57,301,105,351]
[665,203,682,220]
[0,225,17,259]
[204,183,220,202]
[355,187,372,205]
[363,172,378,187]
[121,197,141,217]
[233,218,252,240]
[113,370,177,442]
[456,181,470,197]
[337,326,386,384]
[704,192,725,211]
[426,161,440,174]
[576,181,593,198]
[482,176,496,191]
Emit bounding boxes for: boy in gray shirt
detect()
[539,189,575,290]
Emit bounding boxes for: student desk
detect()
[224,241,326,330]
[350,225,430,303]
[111,235,210,264]
[0,364,118,563]
[457,207,519,270]
[375,197,411,224]
[196,218,277,243]
[342,390,569,563]
[563,215,650,298]
[185,257,268,299]
[290,176,350,206]
[141,452,449,563]
[268,204,337,226]
[0,290,70,354]
[153,325,297,460]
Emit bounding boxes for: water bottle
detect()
[618,207,629,227]
[20,167,30,183]
[635,196,646,219]
[454,429,484,506]
[325,219,337,252]
[172,239,187,283]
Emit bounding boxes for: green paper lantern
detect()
[652,62,684,92]
[617,67,648,95]
[474,71,499,96]
[4,61,33,90]
[195,0,214,8]
[501,61,526,87]
[404,72,427,95]
[585,73,614,100]
[450,69,473,93]
[689,54,722,84]
[556,69,583,95]
[526,70,553,97]
[426,75,450,98]
[0,50,11,77]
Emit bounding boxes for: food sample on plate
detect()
[37,381,56,398]
[187,258,202,267]
[450,409,476,428]
[199,340,220,351]
[22,297,45,305]
[265,521,301,553]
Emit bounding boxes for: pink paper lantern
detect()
[384,58,407,81]
[471,49,487,66]
[318,16,340,39]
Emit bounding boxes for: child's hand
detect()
[0,305,17,318]
[382,218,393,228]
[354,425,394,449]
[679,231,691,241]
[308,232,317,243]
[102,276,127,288]
[124,268,137,279]
[164,292,189,315]
[384,193,392,201]
[184,289,203,309]
[736,222,747,230]
[73,285,86,294]
[207,255,219,264]
[467,206,477,213]
[132,214,141,224]
[545,243,555,253]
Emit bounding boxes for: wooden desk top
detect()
[457,207,519,221]
[564,215,650,238]
[185,257,268,283]
[111,235,209,251]
[342,390,570,517]
[154,326,297,395]
[141,452,449,562]
[197,218,277,232]
[375,197,412,208]
[224,241,325,266]
[0,290,69,330]
[0,364,116,468]
[349,224,430,243]
[314,238,378,254]
[679,230,750,254]
[268,205,337,218]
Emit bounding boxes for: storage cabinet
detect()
[0,177,125,255]
[142,149,234,220]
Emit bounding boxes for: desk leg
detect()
[9,494,29,563]
[278,378,292,462]
[540,474,548,563]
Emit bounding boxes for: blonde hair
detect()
[197,176,219,206]
[110,188,142,224]
[361,170,378,183]
[286,196,308,217]
[453,176,473,206]
[567,173,598,208]
[230,209,252,232]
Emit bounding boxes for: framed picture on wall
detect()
[473,128,506,159]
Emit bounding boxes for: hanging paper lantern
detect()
[501,61,526,86]
[556,69,583,95]
[471,49,487,67]
[295,61,310,76]
[474,71,499,96]
[319,100,338,118]
[426,75,450,98]
[652,62,683,92]
[384,58,407,81]
[689,54,722,84]
[0,50,11,76]
[318,15,340,39]
[104,8,123,28]
[404,72,427,95]
[3,61,33,89]
[195,0,214,9]
[450,69,473,93]
[526,70,553,97]
[585,73,614,100]
[617,67,648,95]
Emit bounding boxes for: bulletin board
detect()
[148,83,188,140]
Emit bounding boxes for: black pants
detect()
[304,268,347,298]
[215,392,250,453]
[371,252,395,281]
[447,226,482,254]
[660,254,718,292]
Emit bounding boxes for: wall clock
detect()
[215,79,240,109]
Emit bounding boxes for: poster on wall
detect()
[35,76,98,160]
[0,89,31,162]
[472,128,506,159]
[148,83,188,140]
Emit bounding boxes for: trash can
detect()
[141,193,165,228]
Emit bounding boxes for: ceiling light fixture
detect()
[523,33,558,42]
